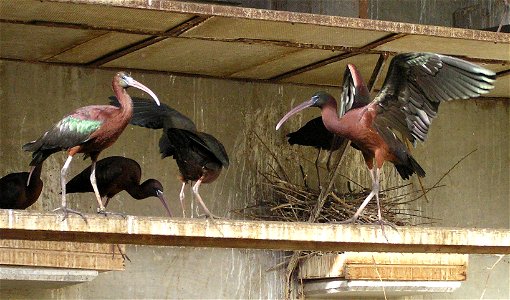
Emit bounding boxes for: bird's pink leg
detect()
[179,182,186,218]
[372,168,398,238]
[91,160,124,218]
[90,160,105,212]
[338,167,377,224]
[315,149,322,188]
[192,178,219,219]
[54,155,87,222]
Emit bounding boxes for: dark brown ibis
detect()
[0,164,43,209]
[160,128,229,218]
[65,156,172,217]
[110,97,229,218]
[23,73,160,220]
[276,52,496,230]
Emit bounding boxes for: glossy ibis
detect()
[0,164,43,209]
[23,72,160,220]
[276,53,495,229]
[286,63,370,152]
[286,65,370,182]
[110,97,229,218]
[66,156,172,217]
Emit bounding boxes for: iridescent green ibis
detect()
[66,156,172,217]
[23,73,160,220]
[110,97,229,218]
[276,53,496,230]
[0,163,43,209]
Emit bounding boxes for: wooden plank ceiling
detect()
[0,0,509,97]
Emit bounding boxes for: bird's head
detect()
[144,179,172,218]
[114,72,160,106]
[276,91,334,130]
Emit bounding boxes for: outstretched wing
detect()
[109,96,196,131]
[373,52,495,143]
[338,64,371,117]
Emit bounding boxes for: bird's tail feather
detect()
[395,154,425,180]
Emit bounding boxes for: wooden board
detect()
[345,264,466,281]
[299,252,468,280]
[0,239,125,271]
[1,210,509,254]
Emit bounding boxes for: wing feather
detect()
[374,52,496,143]
[338,64,371,117]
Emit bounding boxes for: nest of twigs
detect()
[240,170,428,226]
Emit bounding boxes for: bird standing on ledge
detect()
[23,72,160,221]
[66,156,172,217]
[276,52,495,231]
[0,163,43,209]
[109,97,229,218]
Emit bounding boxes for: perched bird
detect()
[110,97,229,218]
[276,52,495,230]
[0,164,43,209]
[23,72,160,220]
[65,156,172,217]
[287,117,341,151]
[160,128,229,218]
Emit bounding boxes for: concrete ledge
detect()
[0,266,98,289]
[303,279,462,297]
[1,210,509,254]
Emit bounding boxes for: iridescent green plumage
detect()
[60,116,102,135]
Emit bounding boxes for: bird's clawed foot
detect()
[53,206,88,224]
[97,208,126,219]
[374,219,399,242]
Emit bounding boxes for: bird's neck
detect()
[321,99,349,137]
[112,83,133,119]
[126,180,152,200]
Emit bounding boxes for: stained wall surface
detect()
[0,57,508,299]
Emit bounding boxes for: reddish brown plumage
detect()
[276,52,496,229]
[23,72,160,219]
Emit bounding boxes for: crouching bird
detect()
[66,156,172,217]
[110,97,229,218]
[23,72,160,221]
[276,52,495,233]
[0,163,43,209]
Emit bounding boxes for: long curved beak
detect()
[275,99,314,130]
[129,80,160,106]
[156,190,173,217]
